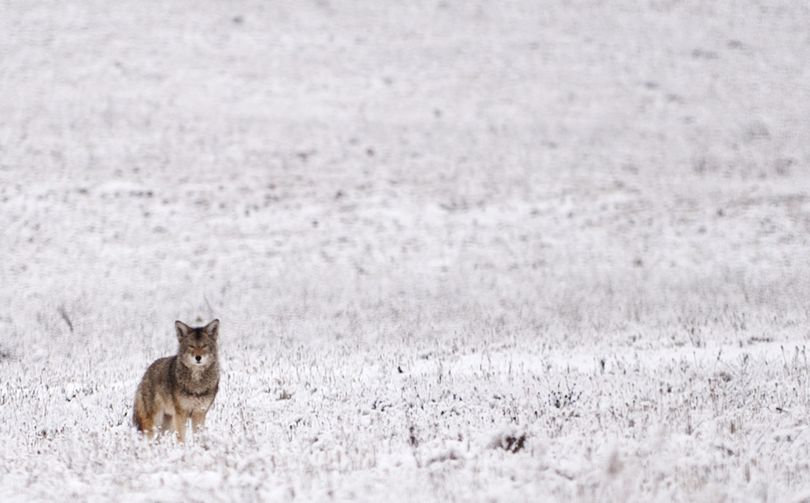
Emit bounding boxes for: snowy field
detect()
[2,0,810,501]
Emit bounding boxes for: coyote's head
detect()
[175,319,219,369]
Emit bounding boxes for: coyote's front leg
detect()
[191,410,207,434]
[174,412,189,443]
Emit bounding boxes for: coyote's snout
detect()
[133,319,220,441]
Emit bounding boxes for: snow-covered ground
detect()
[1,0,810,501]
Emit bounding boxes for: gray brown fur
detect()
[133,319,220,441]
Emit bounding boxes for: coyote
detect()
[133,319,220,441]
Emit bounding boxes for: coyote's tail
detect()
[132,404,143,431]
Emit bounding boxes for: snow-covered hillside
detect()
[1,1,810,501]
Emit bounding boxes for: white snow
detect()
[1,0,810,501]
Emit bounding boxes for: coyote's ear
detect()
[204,319,219,338]
[175,320,191,341]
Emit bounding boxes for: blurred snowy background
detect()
[1,1,810,501]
